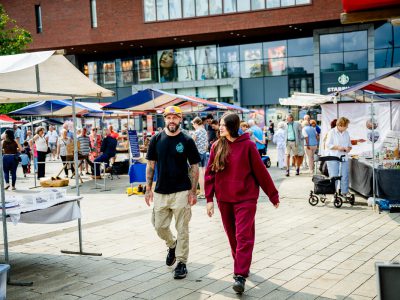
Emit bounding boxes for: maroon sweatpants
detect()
[217,200,257,277]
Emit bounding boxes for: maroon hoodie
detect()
[205,133,279,205]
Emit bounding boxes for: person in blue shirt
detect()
[248,119,266,156]
[302,120,319,173]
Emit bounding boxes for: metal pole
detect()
[72,97,82,252]
[0,126,10,267]
[61,97,102,257]
[371,94,376,205]
[31,116,37,188]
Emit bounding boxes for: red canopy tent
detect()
[0,114,20,124]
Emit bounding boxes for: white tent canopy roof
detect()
[279,92,336,107]
[0,50,114,103]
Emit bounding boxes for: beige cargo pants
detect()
[152,190,192,264]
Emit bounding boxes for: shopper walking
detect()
[33,126,48,179]
[191,117,208,199]
[284,114,302,176]
[57,129,74,178]
[273,122,286,169]
[205,113,279,294]
[2,129,20,190]
[145,106,200,280]
[248,119,266,156]
[45,126,58,161]
[302,120,318,173]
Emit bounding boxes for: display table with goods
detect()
[349,135,400,201]
[1,189,81,224]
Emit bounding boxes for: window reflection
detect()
[344,51,367,70]
[288,56,313,74]
[288,37,313,56]
[344,31,367,51]
[320,33,343,54]
[281,0,295,6]
[320,53,343,72]
[266,0,280,8]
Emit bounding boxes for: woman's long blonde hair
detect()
[211,113,240,172]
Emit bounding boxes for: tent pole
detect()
[0,126,9,267]
[371,94,376,206]
[60,96,102,257]
[31,116,38,188]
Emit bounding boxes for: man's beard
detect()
[166,122,180,133]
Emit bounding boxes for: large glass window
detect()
[375,23,400,49]
[264,41,287,76]
[237,0,250,12]
[121,60,134,85]
[169,0,182,19]
[176,48,196,81]
[320,33,343,54]
[219,45,240,78]
[240,43,263,78]
[209,0,223,14]
[196,0,209,16]
[182,0,195,17]
[156,0,169,20]
[375,23,400,69]
[224,0,237,13]
[251,0,265,10]
[196,45,218,80]
[144,0,156,21]
[288,37,313,56]
[144,0,312,21]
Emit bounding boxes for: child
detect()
[21,141,31,177]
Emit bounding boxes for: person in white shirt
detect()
[45,126,58,161]
[273,122,286,169]
[325,117,352,196]
[33,126,48,179]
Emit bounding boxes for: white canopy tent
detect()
[279,92,337,107]
[0,50,114,285]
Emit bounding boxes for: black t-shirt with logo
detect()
[146,131,201,194]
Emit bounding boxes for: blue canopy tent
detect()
[103,88,227,112]
[10,99,107,117]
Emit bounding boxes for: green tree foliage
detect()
[0,4,32,55]
[0,4,32,114]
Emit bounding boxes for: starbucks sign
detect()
[320,70,367,95]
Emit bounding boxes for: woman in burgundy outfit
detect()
[205,113,279,294]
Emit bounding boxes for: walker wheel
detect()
[309,195,319,206]
[320,197,326,203]
[334,196,343,208]
[265,160,271,168]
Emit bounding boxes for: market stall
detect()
[0,50,114,285]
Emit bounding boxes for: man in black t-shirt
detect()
[145,105,200,280]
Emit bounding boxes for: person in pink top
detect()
[205,112,279,294]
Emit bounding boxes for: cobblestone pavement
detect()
[3,147,400,299]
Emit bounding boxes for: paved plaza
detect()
[3,147,400,300]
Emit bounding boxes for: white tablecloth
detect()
[2,196,82,224]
